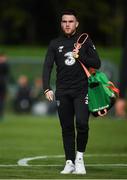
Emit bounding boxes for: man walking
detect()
[42,9,101,174]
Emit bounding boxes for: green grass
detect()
[0,45,122,65]
[0,114,127,179]
[0,45,122,84]
[0,45,47,57]
[98,46,122,65]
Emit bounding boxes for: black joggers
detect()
[56,92,90,163]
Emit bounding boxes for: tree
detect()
[0,0,125,46]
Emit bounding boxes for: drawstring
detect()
[73,33,88,59]
[107,81,120,96]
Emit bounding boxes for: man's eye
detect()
[62,21,74,23]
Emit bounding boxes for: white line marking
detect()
[0,164,127,167]
[85,154,127,157]
[0,154,127,168]
[18,156,48,166]
[17,154,127,167]
[18,155,64,166]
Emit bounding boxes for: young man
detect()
[42,10,101,174]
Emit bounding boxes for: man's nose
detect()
[66,22,70,26]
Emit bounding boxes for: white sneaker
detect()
[60,160,75,174]
[73,158,86,174]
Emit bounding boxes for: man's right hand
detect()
[45,90,54,101]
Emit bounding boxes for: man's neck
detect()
[64,31,77,38]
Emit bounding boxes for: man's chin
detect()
[64,31,75,36]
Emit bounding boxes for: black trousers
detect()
[56,92,90,162]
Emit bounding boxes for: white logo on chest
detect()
[58,46,64,52]
[64,52,76,66]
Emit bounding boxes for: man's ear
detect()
[76,21,79,28]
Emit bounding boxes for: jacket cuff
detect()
[44,89,51,94]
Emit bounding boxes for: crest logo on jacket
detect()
[58,46,64,52]
[64,52,76,66]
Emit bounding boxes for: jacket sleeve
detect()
[79,37,101,69]
[42,41,55,92]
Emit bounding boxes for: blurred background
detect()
[0,0,126,116]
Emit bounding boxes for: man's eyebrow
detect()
[62,20,74,23]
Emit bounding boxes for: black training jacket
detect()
[42,32,101,96]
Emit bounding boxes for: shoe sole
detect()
[60,170,75,174]
[72,171,86,175]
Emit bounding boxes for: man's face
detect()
[61,15,79,35]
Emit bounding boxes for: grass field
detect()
[0,45,122,64]
[0,45,122,86]
[0,114,127,179]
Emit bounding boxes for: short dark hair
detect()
[60,9,78,20]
